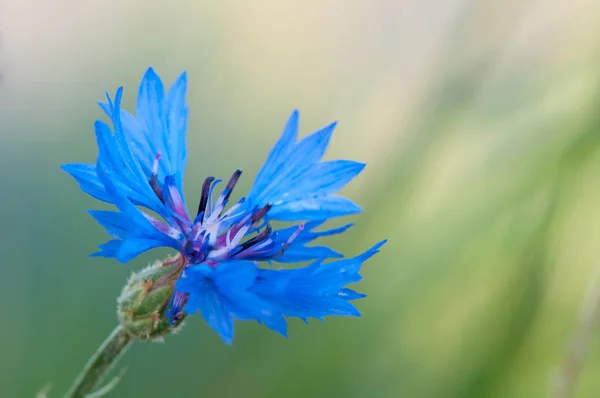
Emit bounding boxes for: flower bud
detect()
[117,255,185,340]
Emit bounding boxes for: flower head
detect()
[63,67,386,343]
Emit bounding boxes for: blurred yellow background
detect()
[1,0,600,397]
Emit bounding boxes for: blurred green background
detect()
[2,0,600,397]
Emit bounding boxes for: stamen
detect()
[152,153,161,175]
[197,176,215,217]
[143,213,183,240]
[229,223,251,248]
[219,198,246,222]
[206,179,221,217]
[245,237,274,255]
[285,223,305,246]
[208,170,243,221]
[277,223,305,256]
[236,224,273,253]
[222,169,242,202]
[163,176,191,228]
[251,203,272,223]
[185,234,210,264]
[149,153,164,202]
[225,228,233,247]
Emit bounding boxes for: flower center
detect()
[148,155,304,265]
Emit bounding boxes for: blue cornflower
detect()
[63,67,386,343]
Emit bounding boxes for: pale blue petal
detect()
[248,113,364,222]
[90,239,122,258]
[61,163,111,203]
[165,71,188,187]
[268,195,362,221]
[251,122,335,206]
[250,110,299,196]
[87,210,127,238]
[283,160,365,197]
[136,68,167,170]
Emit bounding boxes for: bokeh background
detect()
[2,0,600,397]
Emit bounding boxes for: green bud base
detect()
[118,255,186,340]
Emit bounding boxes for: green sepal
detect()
[117,255,186,340]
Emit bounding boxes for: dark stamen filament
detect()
[236,224,273,254]
[221,169,242,202]
[197,176,215,217]
[251,203,272,223]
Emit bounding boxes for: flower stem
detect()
[552,260,600,398]
[65,325,132,398]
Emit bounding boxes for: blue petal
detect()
[92,164,184,262]
[97,69,189,204]
[177,241,385,342]
[116,197,183,261]
[165,71,188,187]
[87,209,176,261]
[252,121,335,205]
[270,221,352,263]
[90,239,122,258]
[275,245,342,263]
[61,163,111,203]
[268,195,362,221]
[282,160,365,197]
[251,240,386,319]
[116,238,168,263]
[95,92,174,221]
[98,102,163,181]
[178,262,287,342]
[182,271,235,344]
[136,68,166,169]
[131,68,188,188]
[248,112,364,222]
[213,263,288,335]
[63,104,168,221]
[278,220,352,242]
[88,210,127,238]
[338,288,365,300]
[213,261,257,292]
[250,110,299,195]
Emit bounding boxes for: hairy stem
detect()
[552,261,600,398]
[65,325,132,398]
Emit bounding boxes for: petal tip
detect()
[144,66,158,78]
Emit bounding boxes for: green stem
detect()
[65,326,132,398]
